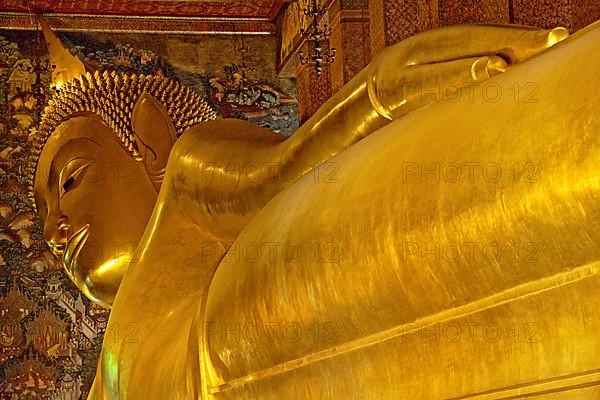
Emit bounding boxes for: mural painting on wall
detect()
[208,63,297,134]
[0,34,105,400]
[67,33,299,136]
[0,30,298,399]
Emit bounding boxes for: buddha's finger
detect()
[402,25,569,66]
[370,55,507,120]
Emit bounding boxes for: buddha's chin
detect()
[62,223,90,287]
[62,224,126,308]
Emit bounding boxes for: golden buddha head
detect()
[29,24,216,308]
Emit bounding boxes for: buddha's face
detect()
[34,113,158,308]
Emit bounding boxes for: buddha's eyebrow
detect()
[49,137,101,182]
[64,137,101,147]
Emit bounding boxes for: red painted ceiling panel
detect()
[0,0,285,19]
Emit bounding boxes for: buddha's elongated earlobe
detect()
[131,92,177,191]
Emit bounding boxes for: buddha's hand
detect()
[367,24,569,120]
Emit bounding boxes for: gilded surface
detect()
[32,21,600,399]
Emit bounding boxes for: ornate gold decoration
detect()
[26,71,217,210]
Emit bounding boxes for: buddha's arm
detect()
[168,25,568,240]
[272,24,568,174]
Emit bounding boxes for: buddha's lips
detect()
[62,224,90,282]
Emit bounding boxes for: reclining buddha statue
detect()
[30,18,600,399]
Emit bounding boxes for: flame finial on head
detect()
[39,17,89,89]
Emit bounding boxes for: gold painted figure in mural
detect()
[31,18,600,399]
[7,58,36,98]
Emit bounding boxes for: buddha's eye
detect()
[63,176,75,192]
[60,160,93,197]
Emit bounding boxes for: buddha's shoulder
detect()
[180,118,285,145]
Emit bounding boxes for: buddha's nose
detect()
[44,215,70,256]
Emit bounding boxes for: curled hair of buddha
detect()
[26,71,218,210]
